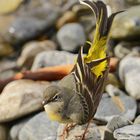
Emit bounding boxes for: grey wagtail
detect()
[42,0,122,139]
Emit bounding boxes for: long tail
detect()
[80,0,122,77]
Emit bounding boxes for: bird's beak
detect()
[42,100,48,106]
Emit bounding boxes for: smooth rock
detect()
[57,23,86,52]
[95,85,137,123]
[114,124,140,140]
[0,0,23,15]
[0,80,49,122]
[7,0,61,44]
[0,59,16,72]
[111,5,140,40]
[57,123,101,140]
[17,40,57,68]
[0,69,15,80]
[72,4,96,34]
[10,117,32,140]
[126,0,140,5]
[114,42,140,59]
[134,115,140,124]
[103,115,131,140]
[119,55,140,99]
[56,11,77,29]
[107,73,122,88]
[31,50,76,70]
[0,125,8,140]
[0,42,13,57]
[19,112,59,140]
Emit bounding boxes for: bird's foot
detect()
[59,123,76,140]
[75,130,89,140]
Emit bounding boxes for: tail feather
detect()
[79,0,121,77]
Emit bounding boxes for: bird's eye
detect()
[53,94,61,101]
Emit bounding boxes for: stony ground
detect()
[0,0,140,140]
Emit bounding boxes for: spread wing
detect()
[72,47,109,123]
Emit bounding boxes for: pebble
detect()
[114,124,140,140]
[95,85,137,123]
[17,40,57,68]
[134,115,140,124]
[111,5,140,40]
[114,42,140,59]
[103,116,131,140]
[31,50,76,70]
[57,23,86,52]
[107,73,122,88]
[7,1,61,44]
[0,42,13,57]
[19,112,59,140]
[0,80,49,122]
[10,117,32,140]
[56,11,77,29]
[119,55,140,99]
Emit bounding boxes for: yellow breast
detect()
[44,105,72,123]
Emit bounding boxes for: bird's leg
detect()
[59,123,76,140]
[75,119,92,140]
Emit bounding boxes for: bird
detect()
[42,0,122,139]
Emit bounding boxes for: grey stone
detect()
[17,40,57,68]
[95,85,137,123]
[114,42,140,59]
[57,123,101,140]
[111,5,140,40]
[57,23,86,52]
[114,124,140,140]
[31,50,76,70]
[0,80,49,122]
[7,1,61,44]
[119,55,140,99]
[0,59,16,72]
[103,115,131,140]
[10,117,31,140]
[19,112,59,140]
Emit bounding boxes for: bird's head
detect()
[42,85,72,122]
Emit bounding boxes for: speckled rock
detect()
[114,124,140,140]
[17,40,57,68]
[19,112,59,140]
[57,23,86,52]
[111,5,140,40]
[0,80,49,122]
[119,55,140,99]
[31,50,76,70]
[95,85,137,123]
[57,123,101,140]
